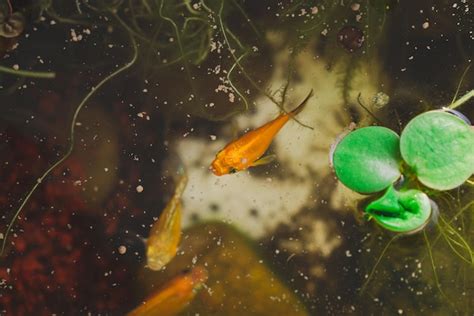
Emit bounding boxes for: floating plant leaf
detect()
[332,126,402,194]
[400,110,474,190]
[365,185,432,233]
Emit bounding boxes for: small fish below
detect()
[210,90,314,176]
[146,173,188,271]
[128,266,208,316]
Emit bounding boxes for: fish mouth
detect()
[210,159,226,176]
[209,165,219,175]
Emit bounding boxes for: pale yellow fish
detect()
[146,174,188,270]
[128,266,208,316]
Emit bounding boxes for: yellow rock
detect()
[136,222,308,316]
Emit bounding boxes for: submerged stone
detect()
[135,222,308,315]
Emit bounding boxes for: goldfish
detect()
[146,174,188,270]
[128,266,208,316]
[210,90,313,175]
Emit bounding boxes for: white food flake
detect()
[351,3,360,11]
[70,29,82,42]
[137,112,150,120]
[422,21,430,29]
[118,245,127,254]
[136,185,144,193]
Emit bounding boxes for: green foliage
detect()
[366,185,432,233]
[400,111,474,190]
[332,126,402,194]
[332,91,474,234]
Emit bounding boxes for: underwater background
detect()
[0,0,473,315]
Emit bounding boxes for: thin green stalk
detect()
[216,1,312,128]
[228,52,249,110]
[449,89,474,110]
[0,35,138,257]
[0,65,56,79]
[159,0,196,97]
[423,231,455,308]
[360,235,398,294]
[230,0,261,39]
[450,63,471,105]
[421,201,473,260]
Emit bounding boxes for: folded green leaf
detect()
[365,185,432,233]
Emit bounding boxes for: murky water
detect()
[0,1,473,315]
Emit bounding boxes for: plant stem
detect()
[0,65,56,79]
[449,89,474,110]
[0,35,138,257]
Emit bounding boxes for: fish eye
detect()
[229,168,237,174]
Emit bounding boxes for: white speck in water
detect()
[136,185,144,193]
[12,64,19,70]
[422,21,430,29]
[210,135,217,141]
[351,3,360,11]
[118,246,127,254]
[398,309,404,315]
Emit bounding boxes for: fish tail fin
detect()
[290,89,314,116]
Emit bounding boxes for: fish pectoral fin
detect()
[252,154,276,167]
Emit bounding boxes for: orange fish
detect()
[146,174,188,271]
[128,266,208,316]
[210,90,313,176]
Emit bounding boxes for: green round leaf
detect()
[332,126,402,194]
[400,111,474,190]
[365,185,432,233]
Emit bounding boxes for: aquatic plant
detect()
[1,0,390,253]
[0,34,138,256]
[332,89,474,234]
[331,89,474,310]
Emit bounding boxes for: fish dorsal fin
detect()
[252,154,276,167]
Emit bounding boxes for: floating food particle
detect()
[351,3,360,11]
[372,92,390,108]
[136,185,144,193]
[118,245,127,254]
